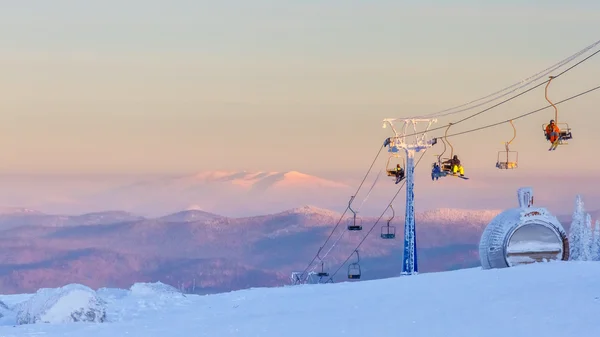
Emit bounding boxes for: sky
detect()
[0,1,599,196]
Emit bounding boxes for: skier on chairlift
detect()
[443,155,465,177]
[431,162,442,181]
[545,119,560,144]
[394,164,405,184]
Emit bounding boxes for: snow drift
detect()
[0,262,598,336]
[129,282,181,297]
[15,284,106,324]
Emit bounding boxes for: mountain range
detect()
[45,170,356,217]
[0,203,590,295]
[1,169,596,219]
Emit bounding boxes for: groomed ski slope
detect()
[0,261,599,337]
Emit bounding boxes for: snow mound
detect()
[0,262,599,336]
[129,282,184,298]
[15,284,106,324]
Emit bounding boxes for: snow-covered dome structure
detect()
[479,187,569,269]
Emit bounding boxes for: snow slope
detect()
[0,261,599,336]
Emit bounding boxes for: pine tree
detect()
[581,213,594,261]
[592,219,600,261]
[569,195,585,260]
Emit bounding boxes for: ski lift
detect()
[431,123,467,180]
[438,124,455,173]
[381,204,396,239]
[542,76,572,149]
[496,120,518,169]
[347,250,361,279]
[385,154,405,181]
[347,196,362,231]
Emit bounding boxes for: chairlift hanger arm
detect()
[444,123,454,158]
[545,76,558,123]
[354,249,360,263]
[348,195,357,218]
[316,246,324,262]
[387,204,395,224]
[505,120,516,151]
[436,136,448,163]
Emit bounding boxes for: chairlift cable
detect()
[297,143,385,280]
[445,83,600,139]
[308,227,347,274]
[325,81,599,283]
[416,39,600,118]
[399,47,600,139]
[357,168,383,211]
[300,45,600,283]
[308,167,383,274]
[325,147,430,282]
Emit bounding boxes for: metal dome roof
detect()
[478,187,569,269]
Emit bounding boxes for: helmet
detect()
[550,119,555,123]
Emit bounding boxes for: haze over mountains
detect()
[0,170,357,217]
[0,201,592,295]
[0,169,597,218]
[0,169,596,294]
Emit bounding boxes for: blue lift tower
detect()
[382,118,437,275]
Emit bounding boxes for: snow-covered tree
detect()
[569,195,585,260]
[594,220,600,261]
[581,213,594,261]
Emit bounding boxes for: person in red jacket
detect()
[545,119,560,143]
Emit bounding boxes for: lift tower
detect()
[382,118,437,275]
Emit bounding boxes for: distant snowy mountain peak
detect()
[92,169,353,216]
[158,209,224,223]
[183,170,276,183]
[276,171,347,188]
[284,205,342,217]
[176,170,348,190]
[0,207,44,215]
[188,170,242,181]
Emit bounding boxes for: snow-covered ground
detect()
[0,261,599,336]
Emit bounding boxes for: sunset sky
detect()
[1,1,599,181]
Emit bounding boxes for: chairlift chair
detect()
[496,120,519,169]
[347,216,363,231]
[317,261,329,277]
[541,122,572,144]
[348,263,361,279]
[496,151,518,169]
[543,76,573,147]
[432,125,457,177]
[346,196,363,231]
[347,250,361,279]
[385,155,405,179]
[381,225,396,239]
[380,204,396,239]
